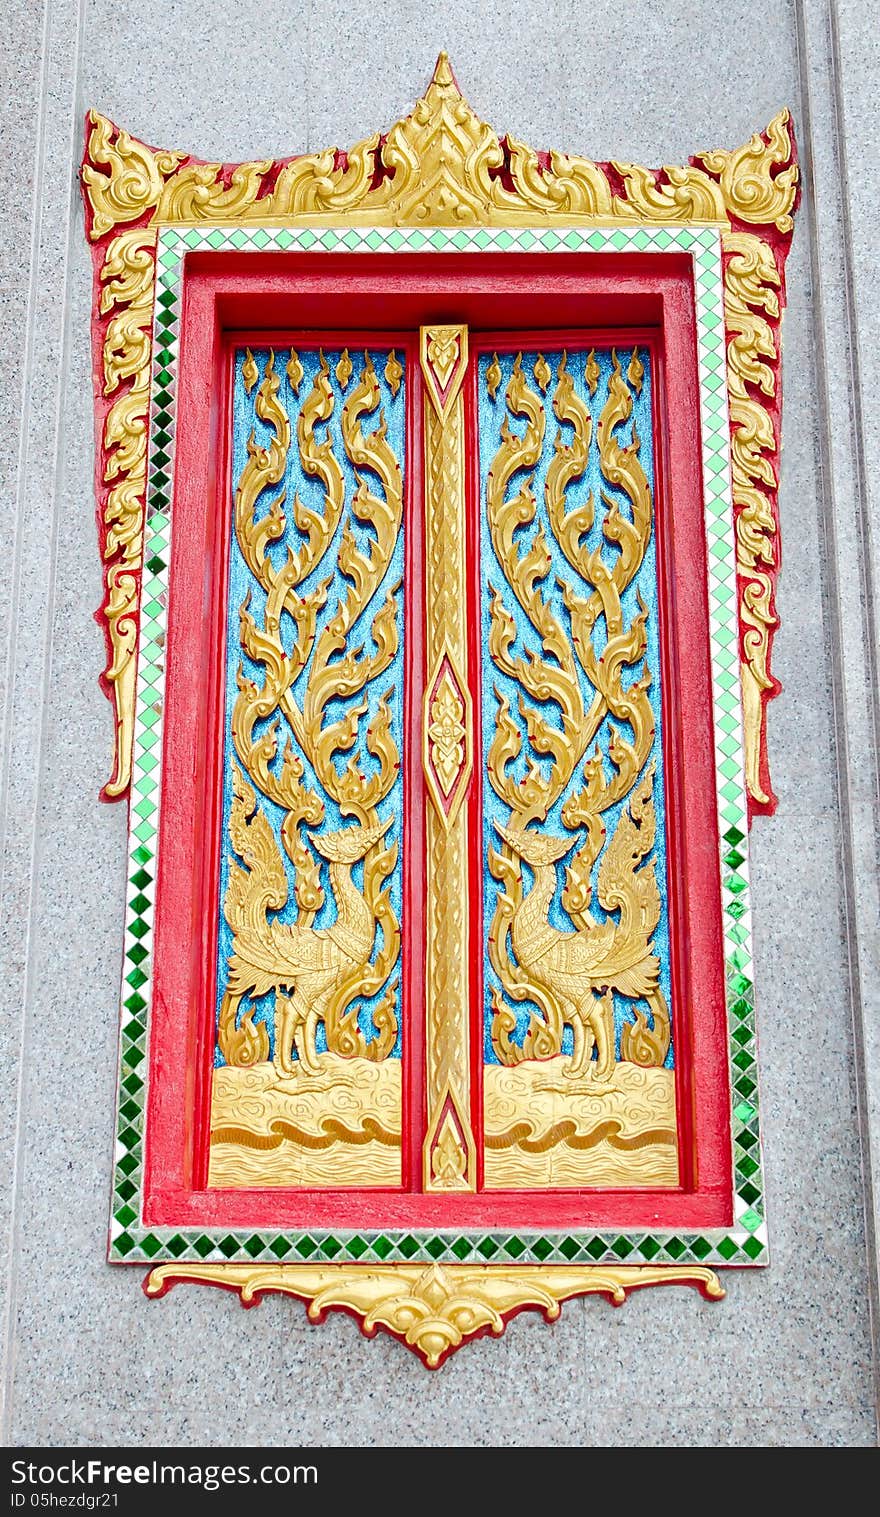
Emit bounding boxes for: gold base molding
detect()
[144,1262,724,1368]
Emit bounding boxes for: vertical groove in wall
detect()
[827,0,880,827]
[0,0,87,1442]
[794,0,880,1435]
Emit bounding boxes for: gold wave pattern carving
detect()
[486,351,670,1076]
[208,1054,400,1186]
[213,1117,399,1150]
[484,1056,677,1187]
[487,1120,676,1152]
[83,58,796,805]
[146,1263,724,1369]
[218,349,403,1084]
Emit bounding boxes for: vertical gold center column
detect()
[419,325,476,1191]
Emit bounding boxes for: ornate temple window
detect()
[82,56,798,1365]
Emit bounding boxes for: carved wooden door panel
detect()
[209,323,679,1201]
[83,58,800,1362]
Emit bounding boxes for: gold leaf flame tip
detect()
[534,354,551,394]
[384,349,403,397]
[242,348,258,395]
[627,350,645,396]
[286,349,303,395]
[585,350,600,396]
[335,348,353,390]
[486,353,502,401]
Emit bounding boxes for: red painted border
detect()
[143,250,731,1234]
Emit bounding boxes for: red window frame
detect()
[143,250,732,1233]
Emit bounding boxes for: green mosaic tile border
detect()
[109,223,766,1269]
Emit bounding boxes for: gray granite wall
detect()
[1,0,877,1447]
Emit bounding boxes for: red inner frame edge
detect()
[143,251,732,1233]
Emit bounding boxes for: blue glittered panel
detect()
[478,347,673,1069]
[215,348,405,1065]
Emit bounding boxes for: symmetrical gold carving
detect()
[83,57,796,805]
[486,352,670,1095]
[82,58,796,1350]
[145,1262,724,1368]
[419,325,475,1190]
[210,348,404,1183]
[423,651,473,828]
[428,669,467,793]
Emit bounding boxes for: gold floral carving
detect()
[428,670,467,793]
[83,56,796,804]
[217,349,403,1116]
[145,1262,724,1368]
[486,351,671,1082]
[419,325,475,1190]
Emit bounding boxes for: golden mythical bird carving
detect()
[219,763,394,1078]
[493,767,670,1083]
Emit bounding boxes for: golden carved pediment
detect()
[83,52,796,234]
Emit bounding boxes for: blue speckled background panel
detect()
[215,348,405,1065]
[478,346,673,1068]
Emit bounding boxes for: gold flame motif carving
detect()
[83,57,796,807]
[485,351,669,1078]
[482,348,677,1188]
[722,231,784,807]
[209,347,404,1185]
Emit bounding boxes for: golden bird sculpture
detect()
[494,766,670,1082]
[219,761,393,1076]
